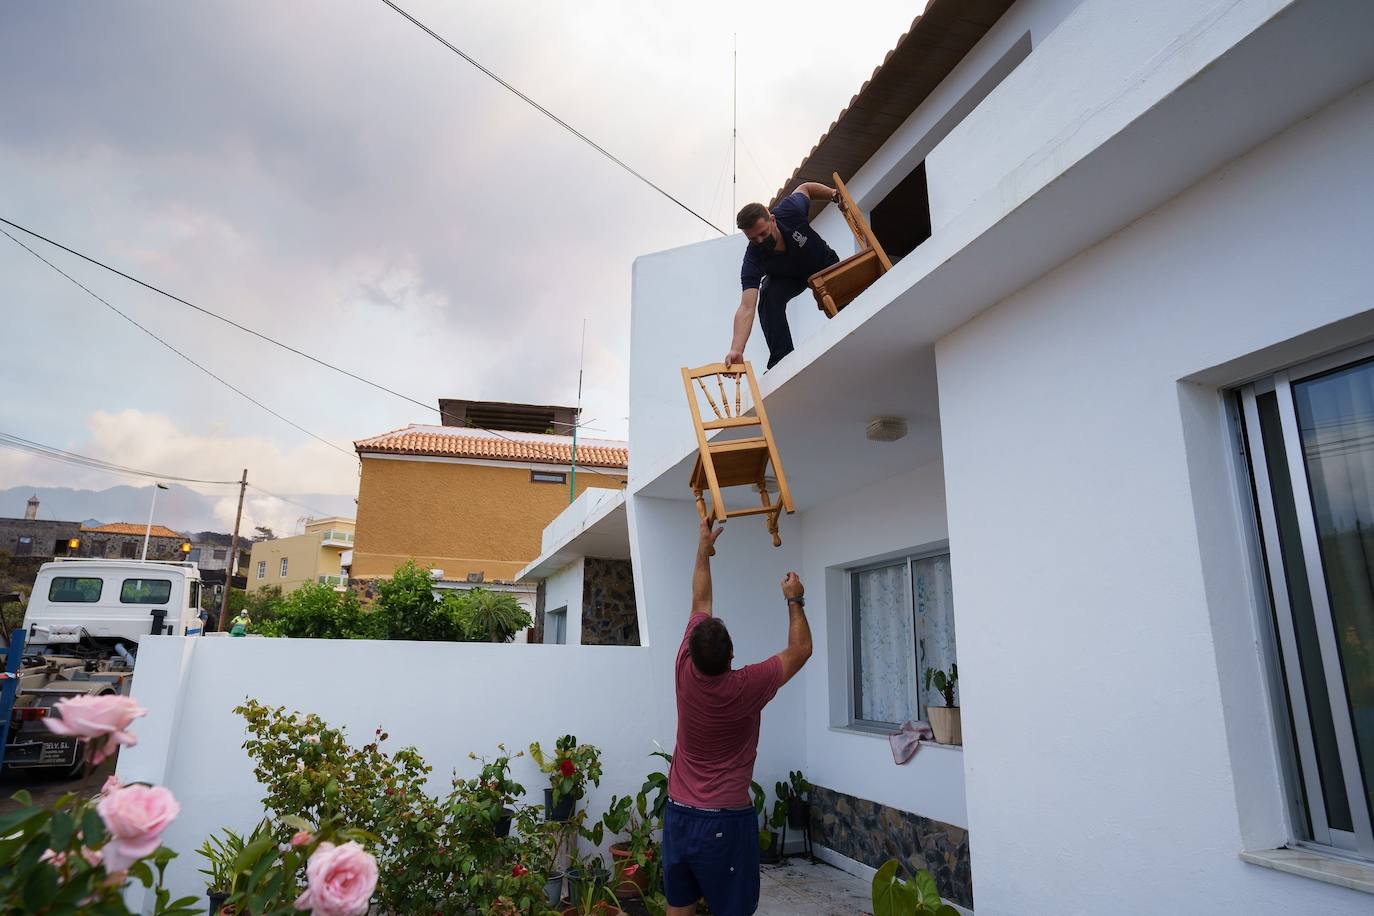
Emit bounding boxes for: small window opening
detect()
[869,162,931,264]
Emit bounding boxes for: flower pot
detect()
[609,842,650,898]
[928,706,962,745]
[495,806,514,837]
[545,787,575,822]
[759,830,781,864]
[544,873,567,906]
[561,905,621,916]
[786,799,810,831]
[207,891,228,916]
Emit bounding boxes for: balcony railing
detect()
[318,530,354,547]
[317,574,346,590]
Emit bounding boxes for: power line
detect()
[0,432,241,487]
[379,0,725,236]
[1,226,356,460]
[246,484,337,520]
[0,217,627,482]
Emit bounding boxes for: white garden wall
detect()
[117,636,664,911]
[935,79,1374,915]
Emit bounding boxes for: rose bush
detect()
[293,841,378,916]
[96,778,182,872]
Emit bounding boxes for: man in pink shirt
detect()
[663,518,812,916]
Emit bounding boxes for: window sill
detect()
[1240,847,1374,895]
[827,725,964,751]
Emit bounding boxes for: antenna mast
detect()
[569,319,587,504]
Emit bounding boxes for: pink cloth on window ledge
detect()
[888,720,935,764]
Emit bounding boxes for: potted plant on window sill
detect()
[923,664,961,746]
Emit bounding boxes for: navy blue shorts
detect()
[662,800,760,915]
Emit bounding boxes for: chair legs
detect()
[759,480,782,548]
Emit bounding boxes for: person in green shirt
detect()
[230,611,251,637]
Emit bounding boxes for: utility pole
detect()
[219,469,247,631]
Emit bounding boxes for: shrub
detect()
[256,582,364,639]
[364,561,468,641]
[454,588,534,643]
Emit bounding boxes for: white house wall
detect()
[935,80,1374,914]
[799,459,967,830]
[118,636,665,911]
[542,558,584,644]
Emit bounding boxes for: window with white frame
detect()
[257,560,266,579]
[850,551,957,728]
[1237,346,1374,859]
[279,557,289,578]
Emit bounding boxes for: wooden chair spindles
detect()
[682,361,794,554]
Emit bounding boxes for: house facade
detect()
[79,522,187,562]
[625,0,1374,911]
[247,517,355,594]
[351,410,628,584]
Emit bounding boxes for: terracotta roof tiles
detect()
[81,523,185,539]
[355,425,628,469]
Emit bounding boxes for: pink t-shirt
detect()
[668,613,783,809]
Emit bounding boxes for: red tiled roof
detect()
[355,425,628,469]
[81,523,185,539]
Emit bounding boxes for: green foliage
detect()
[564,854,621,916]
[923,663,958,708]
[255,582,364,639]
[871,859,959,916]
[213,816,372,916]
[0,789,200,916]
[237,700,557,915]
[454,587,534,642]
[364,560,468,641]
[530,734,603,808]
[786,770,811,802]
[197,820,263,893]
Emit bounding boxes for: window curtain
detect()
[854,563,917,725]
[915,555,957,718]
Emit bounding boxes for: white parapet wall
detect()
[117,635,668,909]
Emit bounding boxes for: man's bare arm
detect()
[796,182,839,204]
[692,517,726,616]
[724,287,759,367]
[775,572,813,685]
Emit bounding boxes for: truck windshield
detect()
[48,577,103,602]
[120,578,172,604]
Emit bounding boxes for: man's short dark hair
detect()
[736,202,769,231]
[689,617,733,676]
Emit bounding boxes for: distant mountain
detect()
[0,484,355,535]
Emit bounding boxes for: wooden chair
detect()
[682,361,795,555]
[808,172,893,318]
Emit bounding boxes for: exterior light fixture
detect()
[866,417,909,442]
[67,538,80,551]
[180,542,193,555]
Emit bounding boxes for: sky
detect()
[0,0,924,534]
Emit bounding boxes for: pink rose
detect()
[293,841,377,916]
[96,783,180,872]
[45,695,146,764]
[291,830,313,847]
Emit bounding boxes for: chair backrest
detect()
[833,172,893,272]
[682,362,762,431]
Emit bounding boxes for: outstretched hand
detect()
[781,572,804,601]
[699,516,726,555]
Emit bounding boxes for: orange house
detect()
[352,408,627,583]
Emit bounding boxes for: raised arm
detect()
[796,182,840,205]
[692,517,726,616]
[775,572,813,686]
[724,287,759,367]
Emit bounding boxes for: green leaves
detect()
[871,858,954,916]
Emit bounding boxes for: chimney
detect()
[24,495,39,520]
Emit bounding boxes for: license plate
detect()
[4,739,79,768]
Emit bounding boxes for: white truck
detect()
[0,558,207,775]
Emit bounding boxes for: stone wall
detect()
[810,784,973,909]
[580,557,638,646]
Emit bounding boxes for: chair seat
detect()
[809,248,884,316]
[691,438,772,490]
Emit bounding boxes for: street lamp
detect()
[141,483,169,562]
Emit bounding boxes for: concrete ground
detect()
[757,859,874,915]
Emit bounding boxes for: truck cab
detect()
[25,558,206,651]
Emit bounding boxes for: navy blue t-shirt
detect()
[740,191,839,290]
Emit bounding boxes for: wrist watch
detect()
[787,596,805,608]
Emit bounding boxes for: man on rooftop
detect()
[724,183,842,370]
[662,518,812,915]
